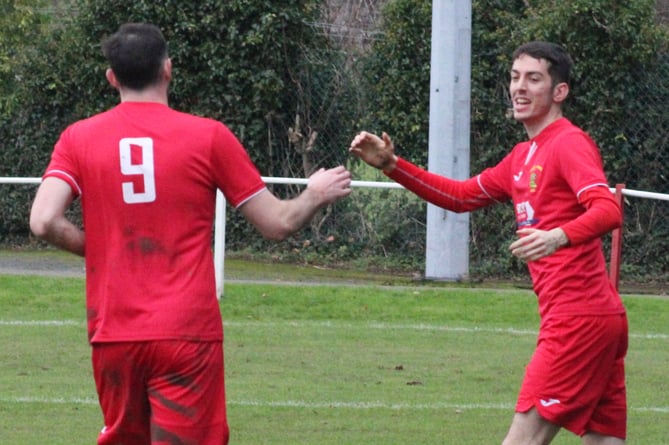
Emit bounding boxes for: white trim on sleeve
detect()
[44,169,82,196]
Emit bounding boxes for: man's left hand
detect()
[509,228,569,262]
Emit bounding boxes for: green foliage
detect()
[0,0,352,241]
[71,0,335,175]
[359,0,432,167]
[499,0,669,277]
[470,0,527,169]
[0,0,50,116]
[0,1,68,243]
[320,161,427,270]
[509,0,667,179]
[359,0,669,279]
[338,0,432,272]
[2,0,669,280]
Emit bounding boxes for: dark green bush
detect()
[2,0,668,281]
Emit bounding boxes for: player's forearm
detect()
[561,188,622,245]
[241,187,325,241]
[386,157,494,212]
[269,188,326,240]
[30,215,85,256]
[240,166,350,240]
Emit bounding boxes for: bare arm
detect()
[238,166,352,240]
[29,177,85,256]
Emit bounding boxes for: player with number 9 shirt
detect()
[29,22,351,445]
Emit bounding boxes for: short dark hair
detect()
[512,41,573,87]
[101,23,168,90]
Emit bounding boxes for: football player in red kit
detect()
[349,41,626,445]
[30,23,352,445]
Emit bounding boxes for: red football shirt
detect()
[43,102,266,343]
[479,118,624,317]
[388,118,624,318]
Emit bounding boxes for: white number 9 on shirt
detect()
[119,137,157,204]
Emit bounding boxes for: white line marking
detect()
[1,319,667,340]
[0,320,82,326]
[226,320,669,340]
[224,320,539,336]
[1,396,98,405]
[230,400,513,410]
[1,396,667,413]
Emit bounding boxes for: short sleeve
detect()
[209,123,266,208]
[43,126,83,197]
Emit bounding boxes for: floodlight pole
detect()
[425,1,472,280]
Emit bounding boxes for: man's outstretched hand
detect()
[306,165,352,206]
[349,131,397,173]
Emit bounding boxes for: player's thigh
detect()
[581,432,625,445]
[585,315,627,439]
[93,343,152,444]
[149,340,228,445]
[502,408,561,445]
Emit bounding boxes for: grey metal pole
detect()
[425,0,472,280]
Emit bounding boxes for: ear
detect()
[105,68,120,90]
[553,82,569,104]
[162,58,172,82]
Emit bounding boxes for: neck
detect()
[523,110,563,139]
[118,85,168,105]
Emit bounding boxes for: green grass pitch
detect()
[1,274,668,444]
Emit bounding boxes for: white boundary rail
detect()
[2,177,668,296]
[214,177,403,296]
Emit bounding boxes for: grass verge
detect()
[0,271,668,444]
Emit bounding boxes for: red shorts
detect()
[516,313,628,439]
[92,340,228,445]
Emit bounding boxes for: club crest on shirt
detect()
[529,165,543,193]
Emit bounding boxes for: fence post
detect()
[214,190,226,299]
[609,183,625,291]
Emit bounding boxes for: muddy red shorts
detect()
[92,340,228,445]
[516,313,628,439]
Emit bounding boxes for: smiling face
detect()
[509,54,569,139]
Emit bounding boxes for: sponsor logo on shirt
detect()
[516,200,539,227]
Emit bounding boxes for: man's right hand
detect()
[349,131,397,173]
[239,165,351,241]
[306,165,352,206]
